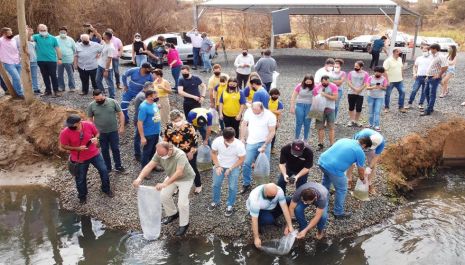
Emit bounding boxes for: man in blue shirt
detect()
[187,107,212,145]
[121,63,154,124]
[318,137,372,219]
[137,90,161,168]
[348,129,385,194]
[250,78,270,109]
[369,36,387,69]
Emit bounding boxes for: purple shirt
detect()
[0,37,20,64]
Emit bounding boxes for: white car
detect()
[120,33,215,64]
[424,37,459,51]
[317,36,348,49]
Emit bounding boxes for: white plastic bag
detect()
[353,178,369,201]
[137,185,161,240]
[196,145,212,171]
[253,152,270,184]
[271,71,280,89]
[308,94,327,121]
[261,230,298,256]
[209,108,220,133]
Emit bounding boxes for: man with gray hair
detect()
[74,34,102,95]
[239,101,276,194]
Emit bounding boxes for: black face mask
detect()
[182,73,189,79]
[375,74,382,78]
[271,96,279,101]
[82,41,89,45]
[96,99,105,105]
[228,86,236,91]
[214,71,221,76]
[242,52,248,56]
[6,35,14,39]
[322,83,329,87]
[154,97,159,103]
[354,68,361,72]
[69,126,77,130]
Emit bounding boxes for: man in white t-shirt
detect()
[208,127,246,216]
[406,45,433,109]
[96,31,116,99]
[314,58,335,85]
[234,48,255,88]
[186,28,203,70]
[239,102,276,194]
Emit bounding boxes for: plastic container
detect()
[137,185,161,240]
[261,230,298,255]
[308,94,326,121]
[253,152,270,184]
[196,145,212,172]
[353,178,369,201]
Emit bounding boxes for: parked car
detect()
[317,36,348,49]
[345,35,380,52]
[120,32,215,64]
[424,37,459,51]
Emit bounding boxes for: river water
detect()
[1,170,464,265]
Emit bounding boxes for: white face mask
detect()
[423,51,430,57]
[161,155,170,160]
[39,31,48,36]
[334,67,341,73]
[59,32,67,38]
[135,37,141,41]
[173,121,183,127]
[327,66,334,72]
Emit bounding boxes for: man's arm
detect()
[178,86,200,101]
[279,163,288,180]
[252,216,261,248]
[137,120,146,143]
[132,160,158,188]
[118,111,125,133]
[55,47,62,63]
[261,126,276,150]
[280,202,294,234]
[155,163,185,190]
[295,167,310,182]
[239,120,248,142]
[297,208,324,238]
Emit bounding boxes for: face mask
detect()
[39,31,48,37]
[182,73,189,79]
[327,66,334,72]
[60,33,67,38]
[322,83,329,87]
[423,51,429,57]
[69,126,77,130]
[82,40,89,45]
[354,68,361,72]
[6,35,14,39]
[135,37,141,41]
[214,72,221,76]
[375,74,382,78]
[271,96,279,101]
[161,155,170,160]
[254,112,263,117]
[334,68,341,73]
[96,99,105,105]
[228,85,236,91]
[265,195,275,201]
[242,52,248,56]
[173,121,183,127]
[304,83,312,88]
[154,97,159,103]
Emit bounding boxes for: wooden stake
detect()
[17,0,34,104]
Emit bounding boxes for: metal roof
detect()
[198,0,420,17]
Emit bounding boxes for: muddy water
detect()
[1,171,464,265]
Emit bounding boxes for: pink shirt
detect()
[167,48,182,67]
[313,83,338,96]
[59,121,100,162]
[0,36,20,64]
[110,36,123,58]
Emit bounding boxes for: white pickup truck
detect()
[317,36,348,50]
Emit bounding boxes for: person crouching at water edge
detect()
[317,137,372,219]
[133,141,195,236]
[347,129,385,194]
[246,183,294,249]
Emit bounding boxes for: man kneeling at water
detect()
[246,183,294,249]
[288,182,329,240]
[133,141,195,236]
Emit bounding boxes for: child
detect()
[347,60,369,127]
[366,66,388,131]
[268,88,283,154]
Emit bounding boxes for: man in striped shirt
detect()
[421,44,448,116]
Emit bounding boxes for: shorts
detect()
[315,109,335,129]
[348,94,364,112]
[446,67,456,75]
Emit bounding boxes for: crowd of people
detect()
[0,25,459,244]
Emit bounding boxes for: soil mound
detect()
[0,97,81,169]
[381,118,465,193]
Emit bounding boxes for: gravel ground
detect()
[38,48,465,241]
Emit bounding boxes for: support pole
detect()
[270,16,274,51]
[17,0,33,103]
[389,5,402,56]
[193,4,198,29]
[411,16,422,60]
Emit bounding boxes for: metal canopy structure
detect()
[195,0,422,59]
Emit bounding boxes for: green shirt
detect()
[152,147,195,182]
[56,36,76,64]
[86,98,121,133]
[32,34,59,62]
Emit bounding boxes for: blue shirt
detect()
[179,75,203,103]
[252,87,270,109]
[32,33,59,62]
[318,139,366,177]
[372,39,385,52]
[122,67,154,92]
[137,101,161,136]
[354,129,385,155]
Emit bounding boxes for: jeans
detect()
[242,142,271,186]
[141,134,159,168]
[212,167,240,207]
[294,199,328,231]
[192,47,201,67]
[320,165,347,216]
[201,52,212,71]
[78,67,97,94]
[0,76,7,92]
[277,170,308,195]
[408,76,427,105]
[258,206,283,226]
[57,63,76,91]
[384,81,405,109]
[135,55,147,67]
[2,63,23,96]
[112,58,120,86]
[121,89,139,124]
[75,153,110,199]
[369,51,380,69]
[188,152,202,187]
[424,77,441,114]
[171,65,182,91]
[99,131,122,172]
[37,61,58,93]
[96,66,115,99]
[335,88,343,118]
[134,127,141,158]
[295,103,312,141]
[367,96,383,127]
[30,62,39,92]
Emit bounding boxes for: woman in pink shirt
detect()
[165,43,183,92]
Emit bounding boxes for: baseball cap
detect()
[291,139,305,156]
[370,133,383,150]
[65,114,81,127]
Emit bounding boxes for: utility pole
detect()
[17,0,33,103]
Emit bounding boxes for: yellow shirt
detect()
[215,83,227,107]
[383,56,403,83]
[246,88,255,103]
[221,90,244,117]
[208,73,230,91]
[268,98,283,118]
[153,79,171,97]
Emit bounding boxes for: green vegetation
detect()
[421,29,465,50]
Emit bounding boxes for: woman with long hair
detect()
[132,33,147,66]
[290,74,314,142]
[165,43,183,92]
[219,77,246,136]
[152,69,172,129]
[440,45,457,98]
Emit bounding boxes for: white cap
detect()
[370,133,383,150]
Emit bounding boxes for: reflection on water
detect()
[1,171,464,265]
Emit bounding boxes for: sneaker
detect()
[194,186,202,194]
[317,143,324,151]
[175,224,189,236]
[225,206,233,217]
[399,108,407,113]
[354,122,362,128]
[404,104,412,109]
[79,197,87,204]
[105,190,115,198]
[461,102,465,106]
[134,155,141,162]
[384,108,389,113]
[347,121,354,127]
[79,92,88,96]
[207,203,217,212]
[241,185,251,195]
[419,104,424,109]
[42,92,52,97]
[114,167,125,173]
[69,89,75,92]
[364,124,372,128]
[374,126,381,132]
[333,212,352,220]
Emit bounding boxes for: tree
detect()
[18,0,34,103]
[448,0,465,21]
